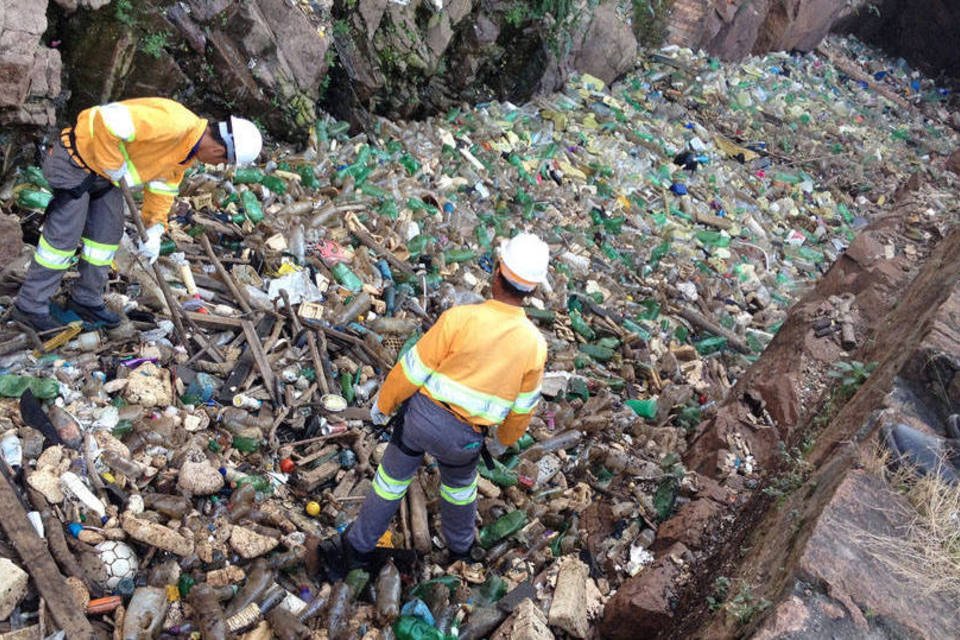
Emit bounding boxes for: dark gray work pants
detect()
[346,393,483,554]
[16,139,124,315]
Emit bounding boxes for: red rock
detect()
[654,498,722,551]
[600,543,688,640]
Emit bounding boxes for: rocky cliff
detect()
[0,0,882,142]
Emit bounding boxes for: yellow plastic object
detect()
[32,321,82,357]
[305,501,320,517]
[376,530,394,549]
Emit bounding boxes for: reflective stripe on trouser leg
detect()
[73,185,123,307]
[437,461,479,554]
[80,238,117,266]
[346,441,422,553]
[15,154,93,314]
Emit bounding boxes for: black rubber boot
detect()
[11,305,65,334]
[67,299,121,328]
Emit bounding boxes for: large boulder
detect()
[0,0,63,127]
[664,0,857,60]
[55,0,330,141]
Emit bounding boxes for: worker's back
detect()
[415,299,547,426]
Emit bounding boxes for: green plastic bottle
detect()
[330,262,363,293]
[478,510,527,548]
[232,436,260,453]
[568,309,596,340]
[478,458,518,488]
[240,190,264,224]
[0,375,59,399]
[16,189,53,211]
[443,248,476,264]
[260,174,286,194]
[625,398,657,419]
[394,616,455,640]
[234,167,264,184]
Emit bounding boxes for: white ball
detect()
[94,541,139,590]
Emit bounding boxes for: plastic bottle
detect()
[16,189,52,211]
[123,587,170,640]
[227,559,274,617]
[330,262,363,293]
[60,471,106,519]
[47,405,82,449]
[189,583,227,640]
[335,292,373,325]
[376,561,401,623]
[142,494,190,519]
[100,449,146,479]
[625,398,658,419]
[234,168,265,184]
[326,581,354,640]
[240,190,264,224]
[394,616,456,640]
[0,375,59,399]
[521,430,583,462]
[1,430,22,471]
[477,510,527,548]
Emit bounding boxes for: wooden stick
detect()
[306,331,329,396]
[200,233,253,313]
[0,474,94,638]
[670,304,752,355]
[118,182,192,356]
[346,215,416,279]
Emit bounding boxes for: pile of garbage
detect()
[0,34,958,639]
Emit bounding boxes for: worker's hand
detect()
[137,224,165,265]
[369,404,391,426]
[369,393,391,426]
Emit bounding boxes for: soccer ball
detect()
[94,541,138,591]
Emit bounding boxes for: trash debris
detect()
[0,31,958,639]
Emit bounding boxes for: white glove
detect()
[137,224,165,265]
[369,392,391,426]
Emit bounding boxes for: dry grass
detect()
[856,442,960,602]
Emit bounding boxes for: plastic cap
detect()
[218,116,263,166]
[499,233,549,292]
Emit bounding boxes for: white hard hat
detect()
[218,116,263,166]
[499,233,549,292]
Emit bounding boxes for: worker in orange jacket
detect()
[344,233,550,564]
[13,97,262,332]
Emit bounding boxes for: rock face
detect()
[55,0,331,142]
[666,0,857,60]
[0,0,63,127]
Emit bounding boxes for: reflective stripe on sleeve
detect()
[512,387,542,414]
[118,143,141,186]
[372,465,413,501]
[98,103,136,141]
[146,180,179,196]
[400,346,433,386]
[34,236,75,270]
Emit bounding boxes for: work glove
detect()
[369,392,391,426]
[137,224,165,265]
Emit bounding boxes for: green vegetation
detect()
[333,19,351,37]
[706,576,731,611]
[827,359,877,394]
[114,0,136,26]
[726,585,771,624]
[140,32,170,59]
[633,0,675,48]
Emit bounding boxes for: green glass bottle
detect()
[330,262,363,293]
[478,510,527,549]
[240,190,264,224]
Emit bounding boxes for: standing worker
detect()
[344,233,550,565]
[12,97,263,332]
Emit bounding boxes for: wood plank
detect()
[0,475,94,638]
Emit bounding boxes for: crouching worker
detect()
[344,233,550,566]
[13,97,262,333]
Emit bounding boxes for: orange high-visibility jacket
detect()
[72,98,208,228]
[377,299,547,446]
